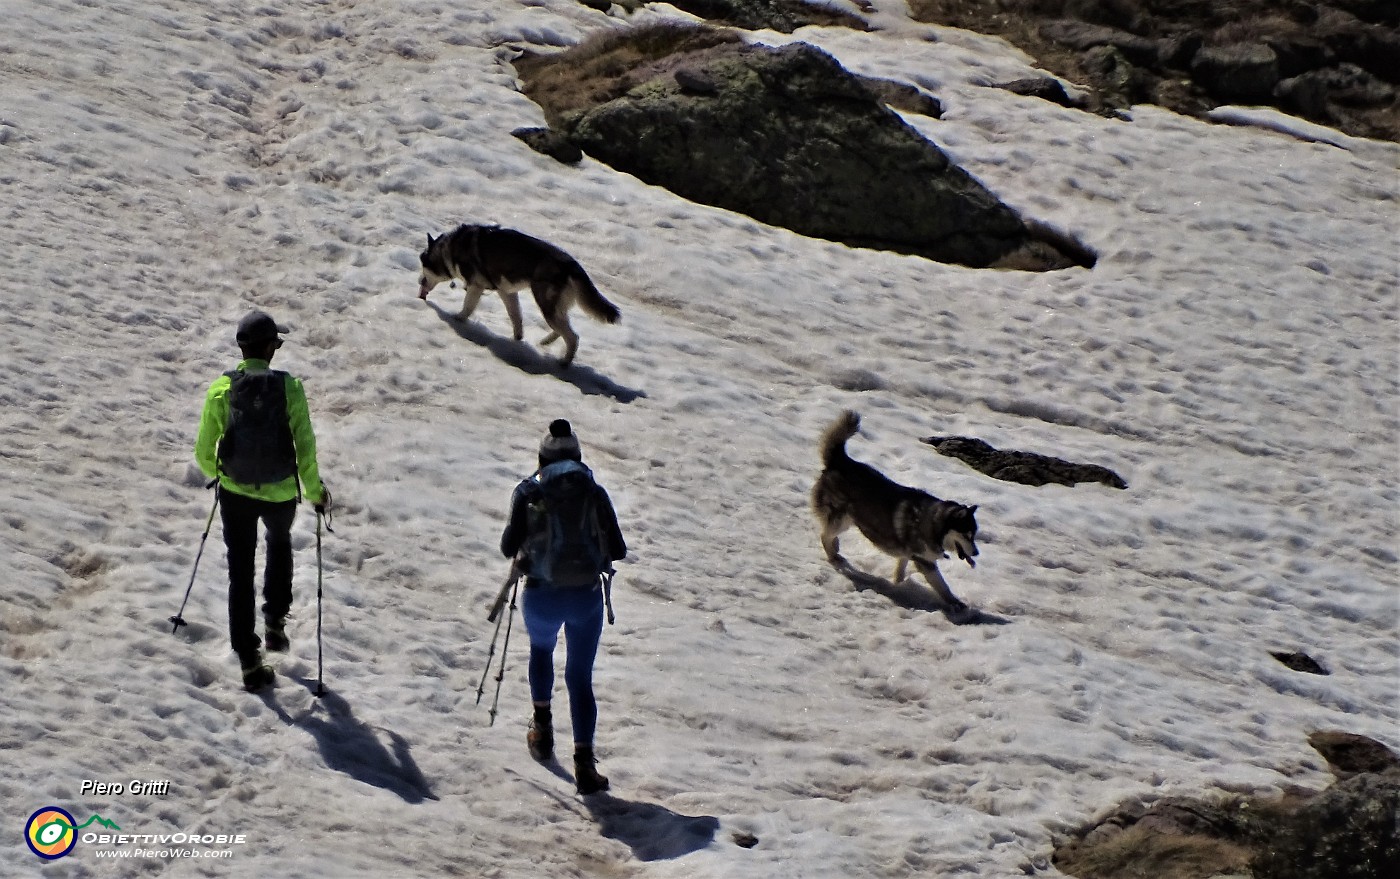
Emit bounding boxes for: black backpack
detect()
[217,370,297,486]
[522,460,609,587]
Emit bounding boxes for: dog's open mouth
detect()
[417,281,430,300]
[957,546,977,567]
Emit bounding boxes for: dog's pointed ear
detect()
[426,233,436,248]
[968,505,978,514]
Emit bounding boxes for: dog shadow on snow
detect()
[524,777,720,862]
[428,302,646,403]
[263,678,438,804]
[833,562,1010,625]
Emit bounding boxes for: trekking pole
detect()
[486,574,521,727]
[169,484,220,634]
[487,559,520,624]
[314,509,327,698]
[602,567,616,625]
[477,561,521,706]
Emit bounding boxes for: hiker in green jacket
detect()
[194,310,330,691]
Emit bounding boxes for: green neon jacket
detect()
[194,359,326,504]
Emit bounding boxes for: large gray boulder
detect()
[538,37,1090,269]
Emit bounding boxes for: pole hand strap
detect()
[317,487,335,534]
[602,566,616,625]
[488,559,521,624]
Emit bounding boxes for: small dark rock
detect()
[859,76,944,117]
[999,77,1082,108]
[1270,650,1329,675]
[733,831,759,848]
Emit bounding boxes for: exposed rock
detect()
[1054,749,1400,879]
[673,67,720,96]
[1081,44,1153,108]
[511,126,584,164]
[998,76,1084,108]
[1191,42,1281,103]
[907,0,1400,142]
[517,25,1093,270]
[1053,796,1255,879]
[1039,19,1161,67]
[1251,771,1400,879]
[1270,650,1329,675]
[1308,731,1400,779]
[921,435,1127,489]
[859,76,944,117]
[643,0,867,33]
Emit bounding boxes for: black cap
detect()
[236,310,287,346]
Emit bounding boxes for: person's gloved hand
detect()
[315,487,332,517]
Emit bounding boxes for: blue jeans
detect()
[522,583,604,747]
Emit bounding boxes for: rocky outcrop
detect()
[1053,733,1400,879]
[651,0,867,33]
[907,0,1400,142]
[921,435,1128,488]
[516,25,1095,270]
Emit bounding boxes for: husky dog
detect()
[418,224,621,367]
[812,410,979,612]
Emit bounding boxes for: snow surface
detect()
[1,0,1396,876]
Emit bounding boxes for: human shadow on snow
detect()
[521,776,718,861]
[584,793,720,862]
[427,301,646,403]
[833,562,1009,625]
[264,678,438,804]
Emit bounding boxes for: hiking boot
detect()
[574,746,609,795]
[240,651,275,692]
[527,710,554,762]
[264,618,289,653]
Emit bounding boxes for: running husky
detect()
[418,224,621,367]
[812,410,979,612]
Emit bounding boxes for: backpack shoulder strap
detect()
[538,459,592,483]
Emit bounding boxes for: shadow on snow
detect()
[264,678,438,804]
[584,793,720,862]
[427,301,646,403]
[834,562,1010,625]
[524,774,720,862]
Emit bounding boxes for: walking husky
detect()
[418,224,621,367]
[812,410,980,612]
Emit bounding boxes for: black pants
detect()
[220,489,298,660]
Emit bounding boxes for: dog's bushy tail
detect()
[572,267,621,324]
[819,410,861,466]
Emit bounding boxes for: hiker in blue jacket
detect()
[501,419,626,794]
